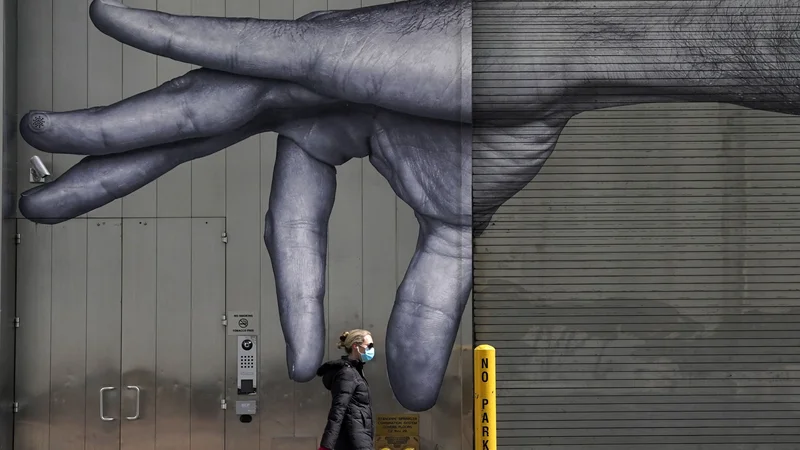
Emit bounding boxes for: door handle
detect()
[125,386,141,420]
[100,387,115,421]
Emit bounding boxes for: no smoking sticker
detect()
[228,311,259,335]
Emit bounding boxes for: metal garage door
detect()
[474,2,800,449]
[14,218,227,450]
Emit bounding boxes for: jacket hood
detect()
[316,356,363,390]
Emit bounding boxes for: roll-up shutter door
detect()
[474,3,800,449]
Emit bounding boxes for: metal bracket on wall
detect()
[29,156,51,184]
[29,168,49,184]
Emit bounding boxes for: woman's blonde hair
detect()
[337,329,371,354]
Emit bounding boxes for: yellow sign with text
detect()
[375,414,420,450]
[376,435,419,450]
[376,414,419,436]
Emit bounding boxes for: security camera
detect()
[29,155,50,183]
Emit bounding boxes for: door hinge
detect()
[12,402,18,413]
[221,315,227,327]
[14,234,20,245]
[220,399,227,410]
[13,317,19,328]
[221,232,228,244]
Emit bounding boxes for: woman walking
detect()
[317,329,376,450]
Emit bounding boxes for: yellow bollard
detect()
[474,344,496,450]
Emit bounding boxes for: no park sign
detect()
[474,345,496,450]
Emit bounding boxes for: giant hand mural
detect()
[16,0,800,412]
[18,0,471,413]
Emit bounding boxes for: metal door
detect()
[14,218,226,450]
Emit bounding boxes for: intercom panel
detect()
[237,335,257,395]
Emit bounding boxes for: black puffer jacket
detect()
[317,356,375,450]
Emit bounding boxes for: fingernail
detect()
[26,112,50,133]
[99,0,127,8]
[286,346,321,382]
[19,185,45,198]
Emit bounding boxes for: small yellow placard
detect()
[375,435,419,450]
[376,414,419,436]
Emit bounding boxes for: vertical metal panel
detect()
[85,218,122,450]
[289,0,334,441]
[360,161,397,417]
[16,0,52,213]
[223,0,261,446]
[323,0,363,360]
[437,20,472,448]
[257,0,293,447]
[0,1,17,448]
[460,294,473,450]
[0,218,15,450]
[395,204,430,442]
[431,330,464,450]
[51,0,87,216]
[189,0,226,218]
[155,0,192,218]
[430,248,467,448]
[14,221,52,450]
[357,0,401,428]
[49,219,88,450]
[86,0,122,218]
[190,218,226,450]
[120,0,158,217]
[155,218,192,450]
[459,22,473,445]
[121,219,157,450]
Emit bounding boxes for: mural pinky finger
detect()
[19,123,261,224]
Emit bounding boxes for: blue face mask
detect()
[361,346,375,363]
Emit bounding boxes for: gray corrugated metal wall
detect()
[474,2,800,449]
[476,104,800,449]
[12,0,472,449]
